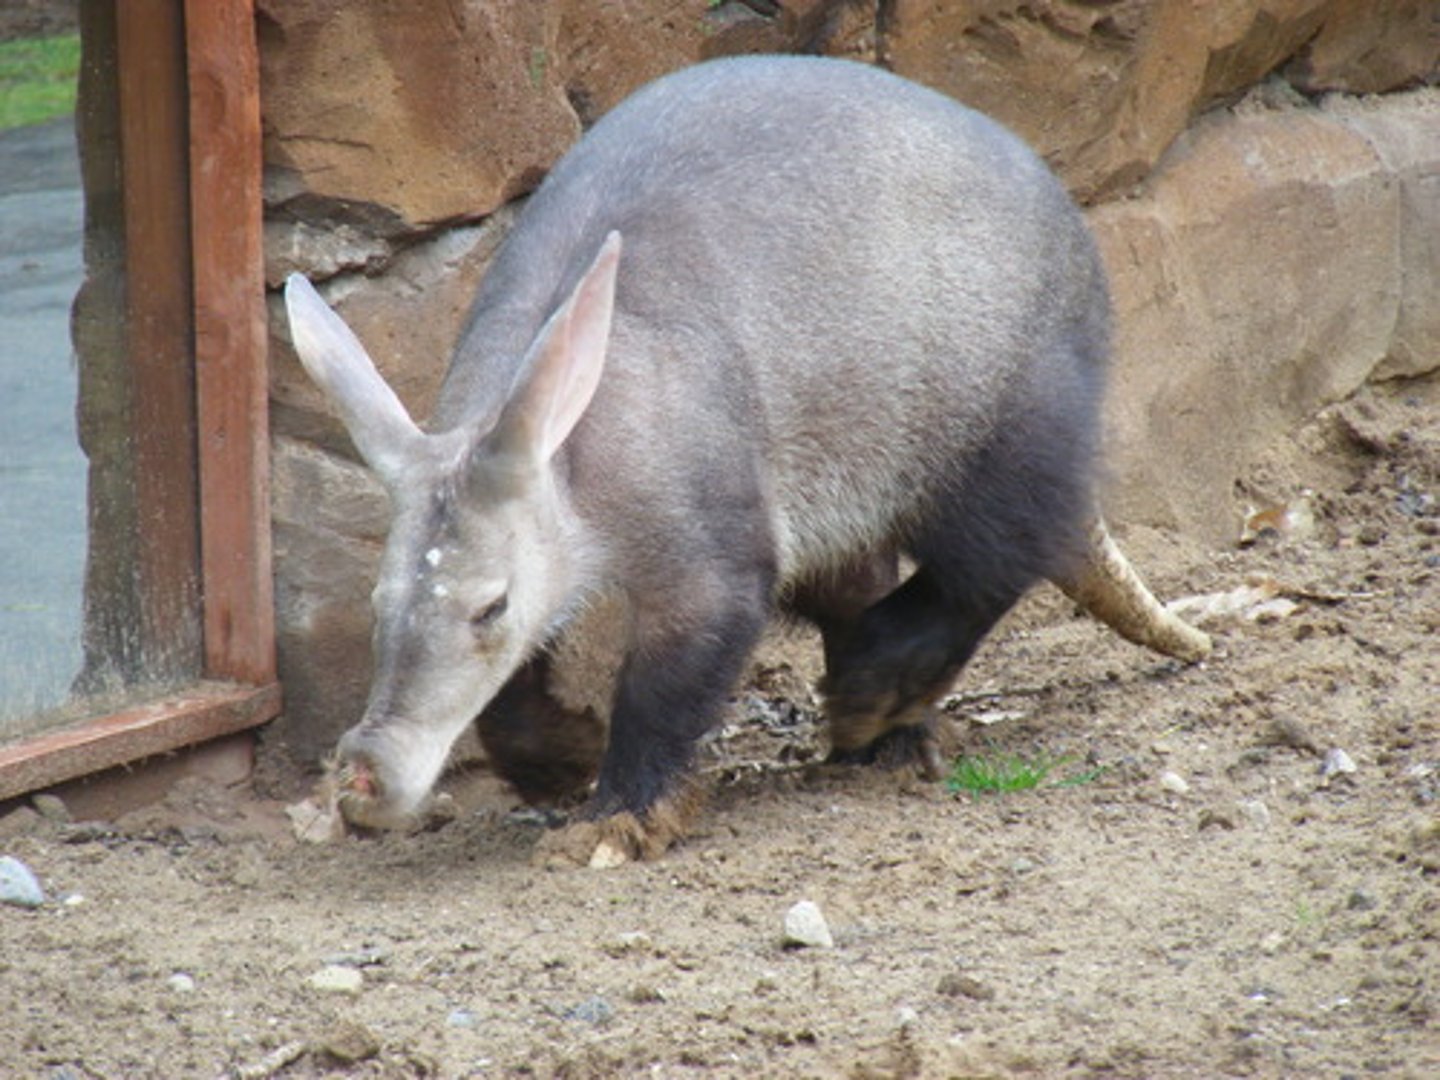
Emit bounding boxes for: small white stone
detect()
[782,900,834,949]
[0,855,45,908]
[168,973,197,994]
[1238,798,1271,829]
[308,965,364,995]
[1160,770,1191,795]
[589,841,629,870]
[1322,748,1358,779]
[424,547,444,567]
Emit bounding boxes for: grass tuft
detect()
[946,747,1105,796]
[0,33,80,131]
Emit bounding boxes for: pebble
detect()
[167,972,196,994]
[1237,799,1271,829]
[603,930,653,957]
[321,946,388,968]
[307,964,364,995]
[589,840,629,870]
[1267,717,1322,756]
[316,1019,380,1062]
[1347,887,1379,912]
[1321,748,1358,783]
[563,995,614,1025]
[1198,807,1237,831]
[1160,770,1190,795]
[782,900,834,949]
[936,972,996,1001]
[0,855,46,908]
[445,1008,479,1029]
[31,794,71,823]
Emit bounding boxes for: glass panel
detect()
[0,2,202,746]
[0,19,86,735]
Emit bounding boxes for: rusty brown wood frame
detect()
[0,0,280,800]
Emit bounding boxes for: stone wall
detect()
[257,0,1439,759]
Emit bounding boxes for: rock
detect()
[562,995,614,1025]
[1259,930,1286,955]
[1160,770,1191,795]
[30,793,71,823]
[782,899,834,949]
[1238,799,1272,829]
[259,0,581,227]
[167,973,197,994]
[1347,887,1379,912]
[603,930,654,958]
[321,946,388,968]
[588,840,629,870]
[1284,0,1440,95]
[1321,747,1358,783]
[230,1041,307,1080]
[0,855,45,908]
[307,964,364,995]
[883,0,1437,206]
[446,1007,479,1028]
[1265,717,1323,756]
[1091,90,1440,541]
[627,983,666,1004]
[937,972,997,1002]
[0,806,41,841]
[316,1019,381,1063]
[1198,807,1238,831]
[285,794,344,844]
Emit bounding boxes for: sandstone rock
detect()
[269,214,508,454]
[882,0,1435,204]
[1283,0,1440,95]
[269,438,386,759]
[883,0,1319,202]
[1090,89,1438,541]
[258,0,581,227]
[1324,91,1440,381]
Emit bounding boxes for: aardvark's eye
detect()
[470,594,508,633]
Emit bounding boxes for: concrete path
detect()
[0,116,86,726]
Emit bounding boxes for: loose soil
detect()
[1,377,1436,1078]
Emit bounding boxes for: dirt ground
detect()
[2,374,1437,1079]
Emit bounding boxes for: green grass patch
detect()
[0,33,80,131]
[946,747,1105,796]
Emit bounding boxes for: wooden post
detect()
[186,0,277,686]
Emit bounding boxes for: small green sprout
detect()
[946,747,1105,796]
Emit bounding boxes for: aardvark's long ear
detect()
[491,232,621,464]
[285,274,424,484]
